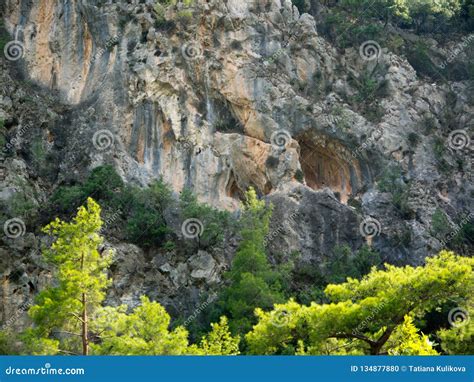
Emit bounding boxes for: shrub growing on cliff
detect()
[51,165,123,215]
[82,165,124,202]
[376,165,414,219]
[124,180,173,248]
[292,245,381,305]
[0,331,21,355]
[179,189,233,249]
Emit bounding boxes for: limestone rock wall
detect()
[1,0,472,326]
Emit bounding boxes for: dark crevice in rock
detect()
[296,131,363,204]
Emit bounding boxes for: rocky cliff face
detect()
[0,0,472,329]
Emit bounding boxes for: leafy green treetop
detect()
[197,316,240,355]
[93,298,239,355]
[92,296,189,355]
[218,188,285,335]
[26,198,112,355]
[246,251,473,355]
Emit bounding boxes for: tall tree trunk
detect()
[80,251,88,356]
[82,292,88,355]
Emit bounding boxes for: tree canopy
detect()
[246,251,473,355]
[25,198,112,355]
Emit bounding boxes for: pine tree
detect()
[199,317,240,355]
[219,188,284,335]
[246,251,473,355]
[25,198,113,355]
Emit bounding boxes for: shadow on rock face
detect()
[296,131,364,204]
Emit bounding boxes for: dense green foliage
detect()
[51,165,122,214]
[24,198,112,355]
[245,251,473,355]
[437,313,474,354]
[2,186,472,356]
[2,201,471,356]
[316,0,474,84]
[322,0,469,33]
[215,188,286,336]
[121,180,172,247]
[14,199,238,355]
[292,245,381,305]
[49,165,231,249]
[179,189,233,249]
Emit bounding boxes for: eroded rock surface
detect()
[1,0,472,327]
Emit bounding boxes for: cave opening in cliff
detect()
[226,171,244,200]
[297,132,360,204]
